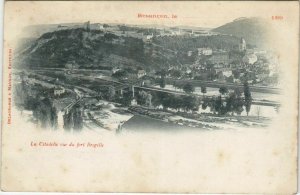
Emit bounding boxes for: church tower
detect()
[239,37,246,51]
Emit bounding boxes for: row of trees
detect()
[137,81,252,116]
[94,75,252,117]
[151,92,200,112]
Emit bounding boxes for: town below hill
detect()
[12,18,281,132]
[16,18,279,87]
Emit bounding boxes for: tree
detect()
[232,69,241,79]
[33,97,57,129]
[159,77,166,88]
[226,75,234,83]
[160,69,167,78]
[50,106,58,129]
[201,97,209,110]
[63,111,73,130]
[225,92,236,115]
[183,83,195,94]
[182,96,199,112]
[206,63,214,70]
[208,96,218,114]
[200,85,207,97]
[215,96,223,115]
[151,91,163,108]
[137,90,148,105]
[170,69,182,78]
[202,103,208,110]
[170,95,182,111]
[219,86,229,96]
[173,82,182,91]
[233,94,244,115]
[112,70,127,79]
[155,69,167,78]
[161,93,173,110]
[243,81,252,116]
[208,70,217,81]
[234,87,242,97]
[120,91,132,106]
[73,104,83,131]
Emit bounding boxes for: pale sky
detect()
[3,1,298,45]
[4,1,298,29]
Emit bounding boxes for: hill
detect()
[15,28,149,70]
[212,17,273,48]
[16,20,272,71]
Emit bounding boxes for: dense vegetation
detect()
[16,28,148,69]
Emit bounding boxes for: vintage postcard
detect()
[1,1,299,193]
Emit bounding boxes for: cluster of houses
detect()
[105,37,278,86]
[57,22,278,86]
[154,38,279,85]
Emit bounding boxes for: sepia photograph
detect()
[1,1,298,193]
[13,16,281,133]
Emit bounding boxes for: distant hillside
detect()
[212,17,273,48]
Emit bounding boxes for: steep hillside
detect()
[15,28,148,69]
[212,17,273,47]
